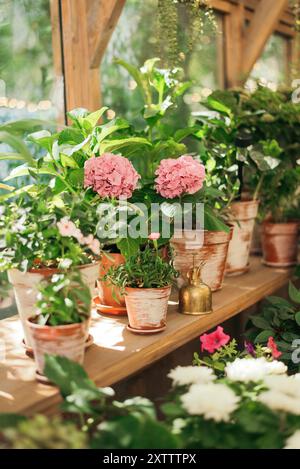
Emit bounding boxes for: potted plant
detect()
[103,236,178,333]
[27,270,91,378]
[0,188,101,347]
[195,89,282,275]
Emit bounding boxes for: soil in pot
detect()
[27,317,90,377]
[262,221,299,267]
[97,252,127,316]
[225,200,259,276]
[125,286,171,333]
[171,228,232,291]
[8,262,98,347]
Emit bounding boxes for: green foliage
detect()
[104,244,178,291]
[246,282,300,373]
[1,415,87,449]
[0,188,101,271]
[0,271,10,300]
[35,270,91,326]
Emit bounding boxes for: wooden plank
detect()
[242,0,289,77]
[88,0,126,68]
[60,0,101,112]
[0,257,294,416]
[224,1,245,86]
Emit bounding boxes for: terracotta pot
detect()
[8,262,98,347]
[262,221,299,267]
[97,252,126,315]
[125,286,171,332]
[225,200,259,276]
[250,222,262,255]
[27,318,90,375]
[171,228,232,291]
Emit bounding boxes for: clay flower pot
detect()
[262,221,299,267]
[125,286,171,333]
[8,262,98,347]
[225,200,259,276]
[27,317,90,376]
[171,228,232,291]
[97,252,126,315]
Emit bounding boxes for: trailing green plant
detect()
[35,270,91,326]
[157,0,217,68]
[245,282,300,373]
[104,241,178,293]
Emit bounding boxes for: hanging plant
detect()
[157,0,218,68]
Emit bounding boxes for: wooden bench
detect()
[0,256,294,416]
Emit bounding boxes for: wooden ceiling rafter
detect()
[241,0,289,78]
[51,0,296,113]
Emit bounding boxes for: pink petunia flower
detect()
[267,337,282,359]
[57,217,82,239]
[87,238,101,256]
[155,155,205,199]
[148,232,161,240]
[84,153,140,199]
[200,326,231,354]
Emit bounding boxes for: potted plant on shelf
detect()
[103,235,178,334]
[259,165,300,267]
[195,89,281,276]
[27,269,91,378]
[0,188,101,347]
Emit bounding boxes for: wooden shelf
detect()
[0,257,294,416]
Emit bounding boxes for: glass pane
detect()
[247,34,288,90]
[0,0,64,179]
[101,1,224,123]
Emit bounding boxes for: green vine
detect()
[157,0,218,68]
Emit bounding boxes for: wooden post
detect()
[242,0,289,78]
[224,2,245,87]
[59,0,101,112]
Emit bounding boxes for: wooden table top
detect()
[0,257,294,416]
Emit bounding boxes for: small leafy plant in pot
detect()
[104,235,178,334]
[27,270,92,379]
[259,166,300,267]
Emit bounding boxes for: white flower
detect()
[168,366,215,386]
[181,383,240,422]
[225,357,287,383]
[284,430,300,449]
[57,217,82,239]
[258,375,300,415]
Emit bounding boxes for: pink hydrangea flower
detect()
[155,155,205,199]
[200,326,231,354]
[84,153,140,198]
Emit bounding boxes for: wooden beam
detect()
[88,0,126,69]
[224,2,245,87]
[242,0,289,78]
[60,0,101,112]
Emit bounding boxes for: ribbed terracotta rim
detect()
[172,227,232,246]
[27,316,90,331]
[262,220,299,233]
[28,261,99,275]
